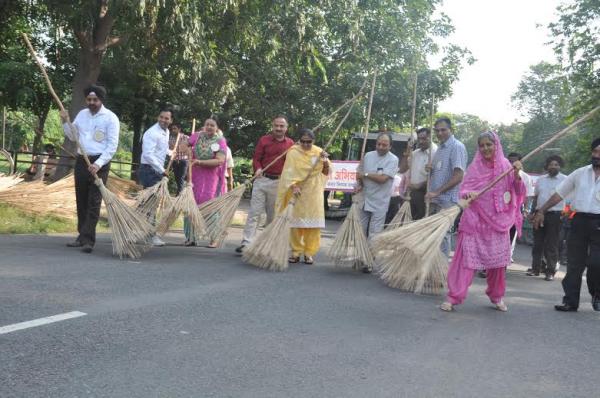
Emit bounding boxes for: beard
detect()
[548,169,559,176]
[592,157,600,168]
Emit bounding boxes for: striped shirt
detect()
[429,135,467,206]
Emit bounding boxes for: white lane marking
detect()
[0,311,87,335]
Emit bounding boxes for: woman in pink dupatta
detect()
[184,116,227,247]
[440,131,525,312]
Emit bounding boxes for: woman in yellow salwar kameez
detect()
[276,129,330,264]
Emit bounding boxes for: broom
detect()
[243,92,363,271]
[133,119,191,221]
[386,138,414,229]
[328,70,378,270]
[22,33,154,259]
[156,150,207,242]
[386,73,419,230]
[196,80,370,248]
[373,105,600,293]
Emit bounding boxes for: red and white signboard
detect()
[325,160,360,192]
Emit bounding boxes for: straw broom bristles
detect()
[96,180,154,258]
[198,184,246,247]
[0,174,23,191]
[156,182,206,242]
[134,176,173,222]
[327,195,374,269]
[22,33,155,259]
[242,201,294,271]
[386,198,412,230]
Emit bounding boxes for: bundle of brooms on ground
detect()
[243,81,367,271]
[23,33,154,259]
[372,105,600,295]
[0,174,137,219]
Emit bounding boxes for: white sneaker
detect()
[152,236,165,247]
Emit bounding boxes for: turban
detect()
[83,84,106,102]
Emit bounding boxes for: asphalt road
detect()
[0,227,598,398]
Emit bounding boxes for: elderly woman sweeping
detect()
[276,128,330,265]
[184,116,227,247]
[440,131,524,312]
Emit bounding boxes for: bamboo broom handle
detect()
[360,70,378,160]
[22,33,94,171]
[185,119,197,184]
[313,78,369,132]
[411,72,418,131]
[467,106,600,204]
[164,129,182,175]
[424,93,435,216]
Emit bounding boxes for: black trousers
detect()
[171,159,188,195]
[385,196,402,225]
[410,186,426,220]
[74,155,110,246]
[531,211,561,275]
[563,213,600,308]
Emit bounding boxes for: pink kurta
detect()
[189,132,227,205]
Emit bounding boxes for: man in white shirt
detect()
[527,155,567,281]
[533,138,600,312]
[356,132,399,272]
[139,108,173,246]
[399,127,437,220]
[60,85,119,253]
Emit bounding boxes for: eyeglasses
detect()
[300,140,313,144]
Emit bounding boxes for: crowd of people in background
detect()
[57,83,600,314]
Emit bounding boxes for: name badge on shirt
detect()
[93,129,105,142]
[436,161,442,171]
[311,156,318,165]
[503,191,511,204]
[210,143,220,152]
[377,167,383,175]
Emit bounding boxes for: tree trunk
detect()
[130,106,146,181]
[31,104,50,153]
[52,6,116,180]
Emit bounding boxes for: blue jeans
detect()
[138,164,163,188]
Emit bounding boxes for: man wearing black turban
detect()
[59,84,120,253]
[533,137,600,312]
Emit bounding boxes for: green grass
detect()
[0,203,109,234]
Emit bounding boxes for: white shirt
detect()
[390,174,403,197]
[63,105,119,167]
[519,170,535,197]
[141,123,169,173]
[409,143,437,185]
[556,165,600,214]
[535,173,566,212]
[224,147,234,177]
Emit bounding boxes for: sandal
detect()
[494,301,508,312]
[288,256,300,263]
[207,241,218,248]
[303,255,314,265]
[440,302,454,312]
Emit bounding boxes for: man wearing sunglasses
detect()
[236,115,295,253]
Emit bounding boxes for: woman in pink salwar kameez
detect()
[440,131,525,312]
[184,116,227,247]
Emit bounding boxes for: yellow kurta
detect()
[276,144,330,228]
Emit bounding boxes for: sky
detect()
[434,0,563,124]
